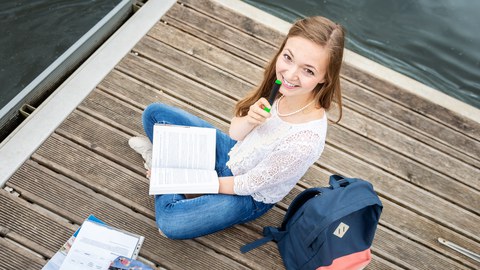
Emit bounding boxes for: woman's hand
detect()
[246,98,271,126]
[229,98,271,141]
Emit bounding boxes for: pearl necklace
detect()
[276,95,316,117]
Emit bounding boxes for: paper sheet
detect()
[60,220,143,270]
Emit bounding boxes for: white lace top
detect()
[227,102,327,204]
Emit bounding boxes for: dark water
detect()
[244,0,480,109]
[0,0,121,110]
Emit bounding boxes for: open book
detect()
[149,124,219,194]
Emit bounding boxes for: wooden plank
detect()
[337,99,480,187]
[79,88,145,135]
[180,0,285,47]
[341,98,480,172]
[133,35,253,96]
[57,111,147,175]
[0,190,75,262]
[0,237,46,270]
[8,161,250,269]
[342,64,480,139]
[117,54,235,122]
[367,256,406,270]
[80,87,227,139]
[377,198,480,268]
[162,15,267,67]
[372,227,469,269]
[97,70,159,110]
[97,70,227,131]
[33,134,153,217]
[342,79,480,161]
[0,221,56,259]
[165,3,276,62]
[148,21,263,84]
[193,226,283,269]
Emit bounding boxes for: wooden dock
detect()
[1,0,479,269]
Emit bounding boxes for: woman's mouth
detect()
[282,78,299,89]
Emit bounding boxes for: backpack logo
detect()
[333,222,349,238]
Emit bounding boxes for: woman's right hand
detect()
[245,98,271,126]
[229,98,271,141]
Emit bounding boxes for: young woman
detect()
[129,16,345,239]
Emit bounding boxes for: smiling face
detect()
[275,36,329,101]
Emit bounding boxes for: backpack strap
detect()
[240,227,286,253]
[329,174,355,188]
[241,189,322,254]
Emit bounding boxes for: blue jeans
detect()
[142,103,274,239]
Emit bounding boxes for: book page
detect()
[60,220,143,270]
[149,168,219,194]
[152,125,216,170]
[149,125,219,195]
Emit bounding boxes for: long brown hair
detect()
[234,16,345,123]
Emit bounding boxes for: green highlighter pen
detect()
[263,79,282,113]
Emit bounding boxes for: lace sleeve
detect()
[233,130,323,196]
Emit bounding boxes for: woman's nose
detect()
[284,67,300,81]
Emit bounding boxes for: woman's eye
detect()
[283,54,292,61]
[305,69,315,76]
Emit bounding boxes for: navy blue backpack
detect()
[241,175,383,270]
